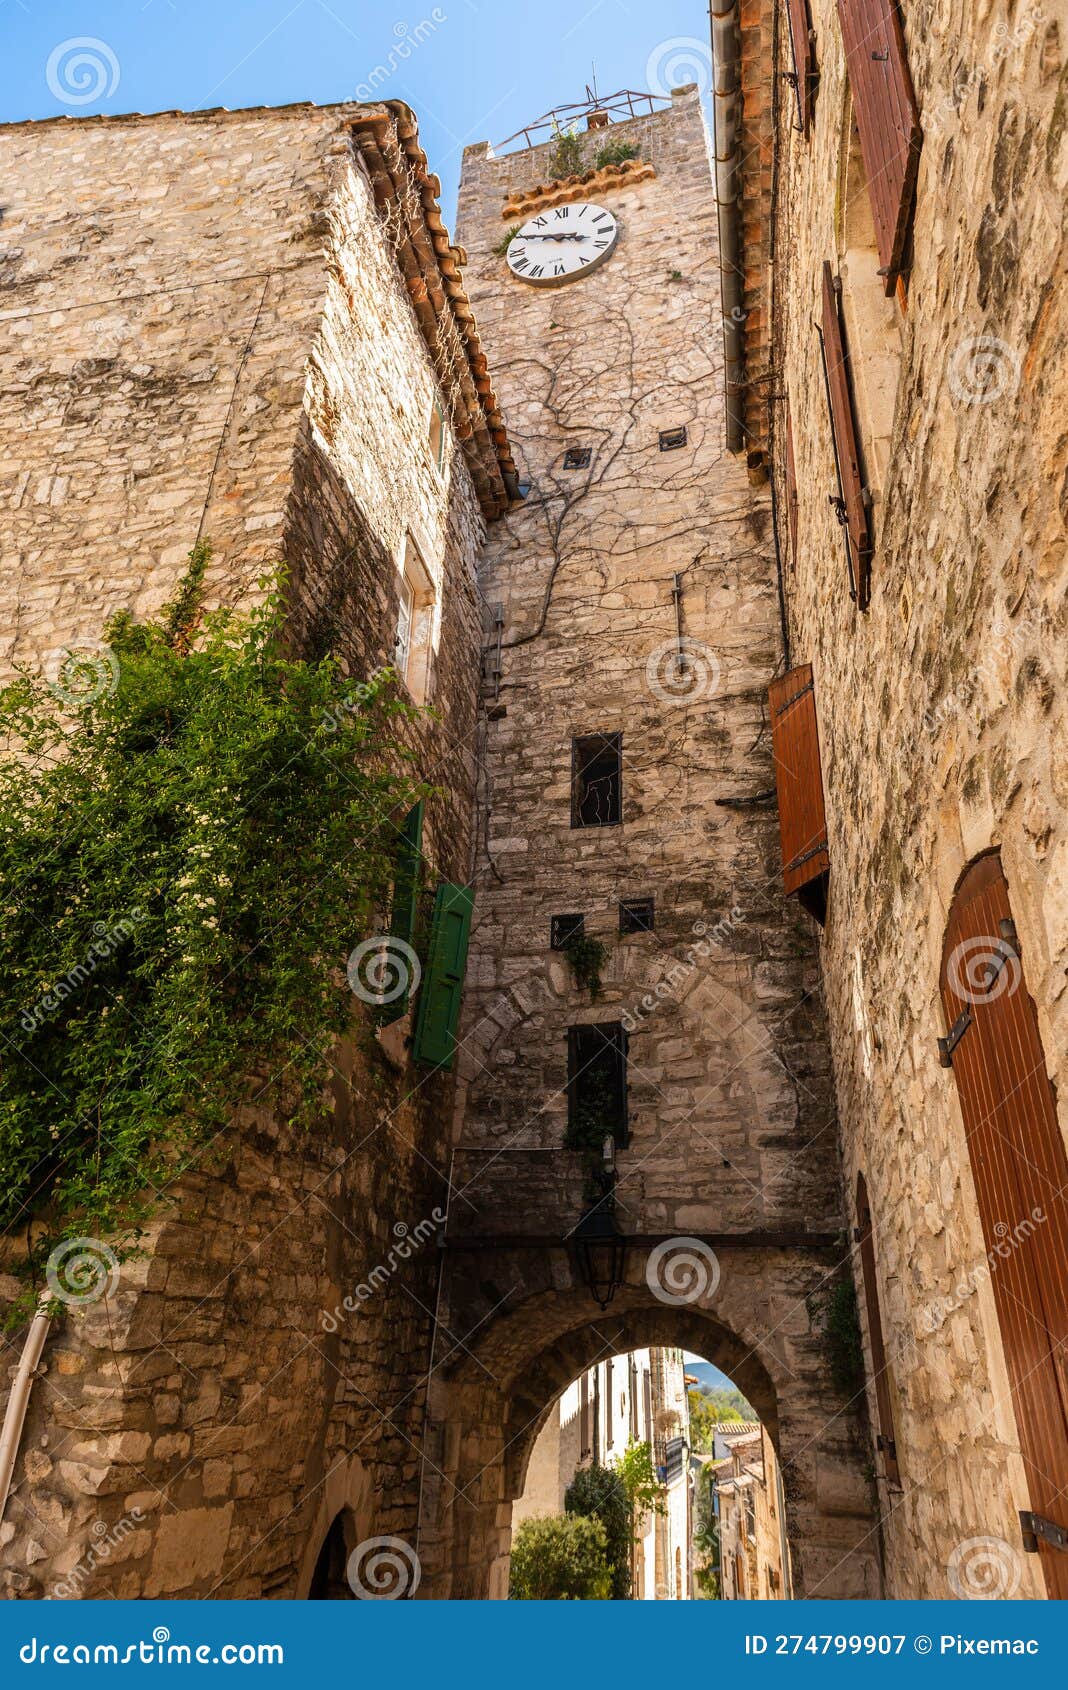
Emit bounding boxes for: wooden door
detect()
[940,853,1068,1598]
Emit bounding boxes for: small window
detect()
[394,574,414,678]
[572,733,622,828]
[659,426,687,451]
[551,912,585,950]
[428,400,445,471]
[566,1022,628,1147]
[562,446,592,470]
[619,898,654,934]
[393,536,437,706]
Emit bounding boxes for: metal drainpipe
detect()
[0,1299,51,1524]
[711,0,745,454]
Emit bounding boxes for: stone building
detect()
[0,99,513,1599]
[717,0,1068,1599]
[712,1422,790,1600]
[1,0,1063,1608]
[419,84,877,1600]
[512,1345,692,1599]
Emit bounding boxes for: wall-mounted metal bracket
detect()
[1020,1510,1068,1554]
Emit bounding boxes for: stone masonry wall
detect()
[420,89,880,1599]
[769,0,1068,1598]
[0,104,486,1597]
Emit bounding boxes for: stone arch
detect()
[421,1252,881,1600]
[295,1454,373,1598]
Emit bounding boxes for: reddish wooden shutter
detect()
[837,0,922,291]
[768,663,829,923]
[940,854,1068,1599]
[819,261,872,610]
[783,398,799,564]
[855,1173,901,1485]
[784,0,817,135]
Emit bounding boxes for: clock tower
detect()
[421,85,878,1598]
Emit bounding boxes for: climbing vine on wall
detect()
[0,544,427,1309]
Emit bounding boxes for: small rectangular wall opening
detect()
[659,426,687,451]
[566,1022,628,1147]
[563,446,593,469]
[572,733,622,827]
[619,897,654,933]
[551,913,585,950]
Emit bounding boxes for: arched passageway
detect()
[417,1249,881,1599]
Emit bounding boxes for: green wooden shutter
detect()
[412,882,473,1069]
[379,800,423,1026]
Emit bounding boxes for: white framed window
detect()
[393,535,437,706]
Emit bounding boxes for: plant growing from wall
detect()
[565,1066,616,1151]
[564,1461,632,1599]
[563,932,608,1001]
[0,543,427,1318]
[494,225,521,256]
[614,1438,666,1526]
[592,138,640,169]
[508,1513,612,1599]
[808,1275,865,1398]
[546,119,585,181]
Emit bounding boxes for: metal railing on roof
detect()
[495,87,671,152]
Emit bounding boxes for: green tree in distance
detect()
[508,1514,612,1600]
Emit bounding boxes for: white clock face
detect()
[507,202,619,286]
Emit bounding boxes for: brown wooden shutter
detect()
[819,261,872,610]
[855,1173,901,1485]
[837,0,922,291]
[783,398,799,564]
[940,853,1068,1599]
[768,663,829,923]
[785,0,817,134]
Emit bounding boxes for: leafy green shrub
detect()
[614,1438,666,1523]
[593,139,640,169]
[564,1462,631,1599]
[0,544,425,1306]
[546,121,585,181]
[564,1067,616,1151]
[563,933,607,1001]
[508,1513,612,1600]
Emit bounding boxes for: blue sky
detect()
[2,0,713,221]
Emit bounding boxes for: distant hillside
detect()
[683,1359,739,1395]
